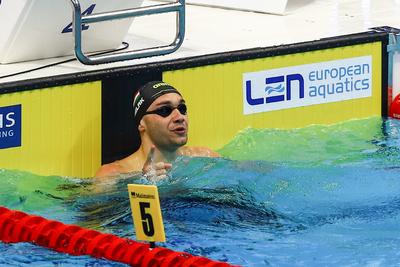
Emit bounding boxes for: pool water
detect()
[1,116,400,266]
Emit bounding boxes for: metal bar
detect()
[82,3,182,24]
[68,0,185,65]
[69,0,85,63]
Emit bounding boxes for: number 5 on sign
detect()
[127,184,166,242]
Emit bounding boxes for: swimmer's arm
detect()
[183,146,221,157]
[200,147,221,157]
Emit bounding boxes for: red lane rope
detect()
[0,206,241,267]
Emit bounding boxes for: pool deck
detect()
[1,0,400,85]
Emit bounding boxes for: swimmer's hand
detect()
[142,146,172,181]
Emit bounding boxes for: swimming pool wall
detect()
[0,31,389,178]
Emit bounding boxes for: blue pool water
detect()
[1,117,400,266]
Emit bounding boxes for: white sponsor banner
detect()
[243,56,372,115]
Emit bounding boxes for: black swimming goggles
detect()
[144,103,187,118]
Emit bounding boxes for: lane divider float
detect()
[0,206,240,267]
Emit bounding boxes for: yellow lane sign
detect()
[127,184,166,243]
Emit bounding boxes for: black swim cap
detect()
[133,81,181,126]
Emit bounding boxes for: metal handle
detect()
[68,0,185,65]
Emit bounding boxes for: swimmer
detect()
[95,81,220,179]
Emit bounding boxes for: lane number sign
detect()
[128,184,166,243]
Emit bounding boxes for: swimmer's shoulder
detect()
[94,152,144,178]
[94,161,125,178]
[181,146,221,157]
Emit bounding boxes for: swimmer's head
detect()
[133,81,182,126]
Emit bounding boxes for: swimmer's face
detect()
[140,93,188,151]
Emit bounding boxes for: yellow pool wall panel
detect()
[0,81,101,177]
[163,42,382,150]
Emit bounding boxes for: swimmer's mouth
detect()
[171,126,186,134]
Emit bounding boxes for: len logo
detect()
[246,74,304,105]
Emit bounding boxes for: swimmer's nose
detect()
[171,108,185,122]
